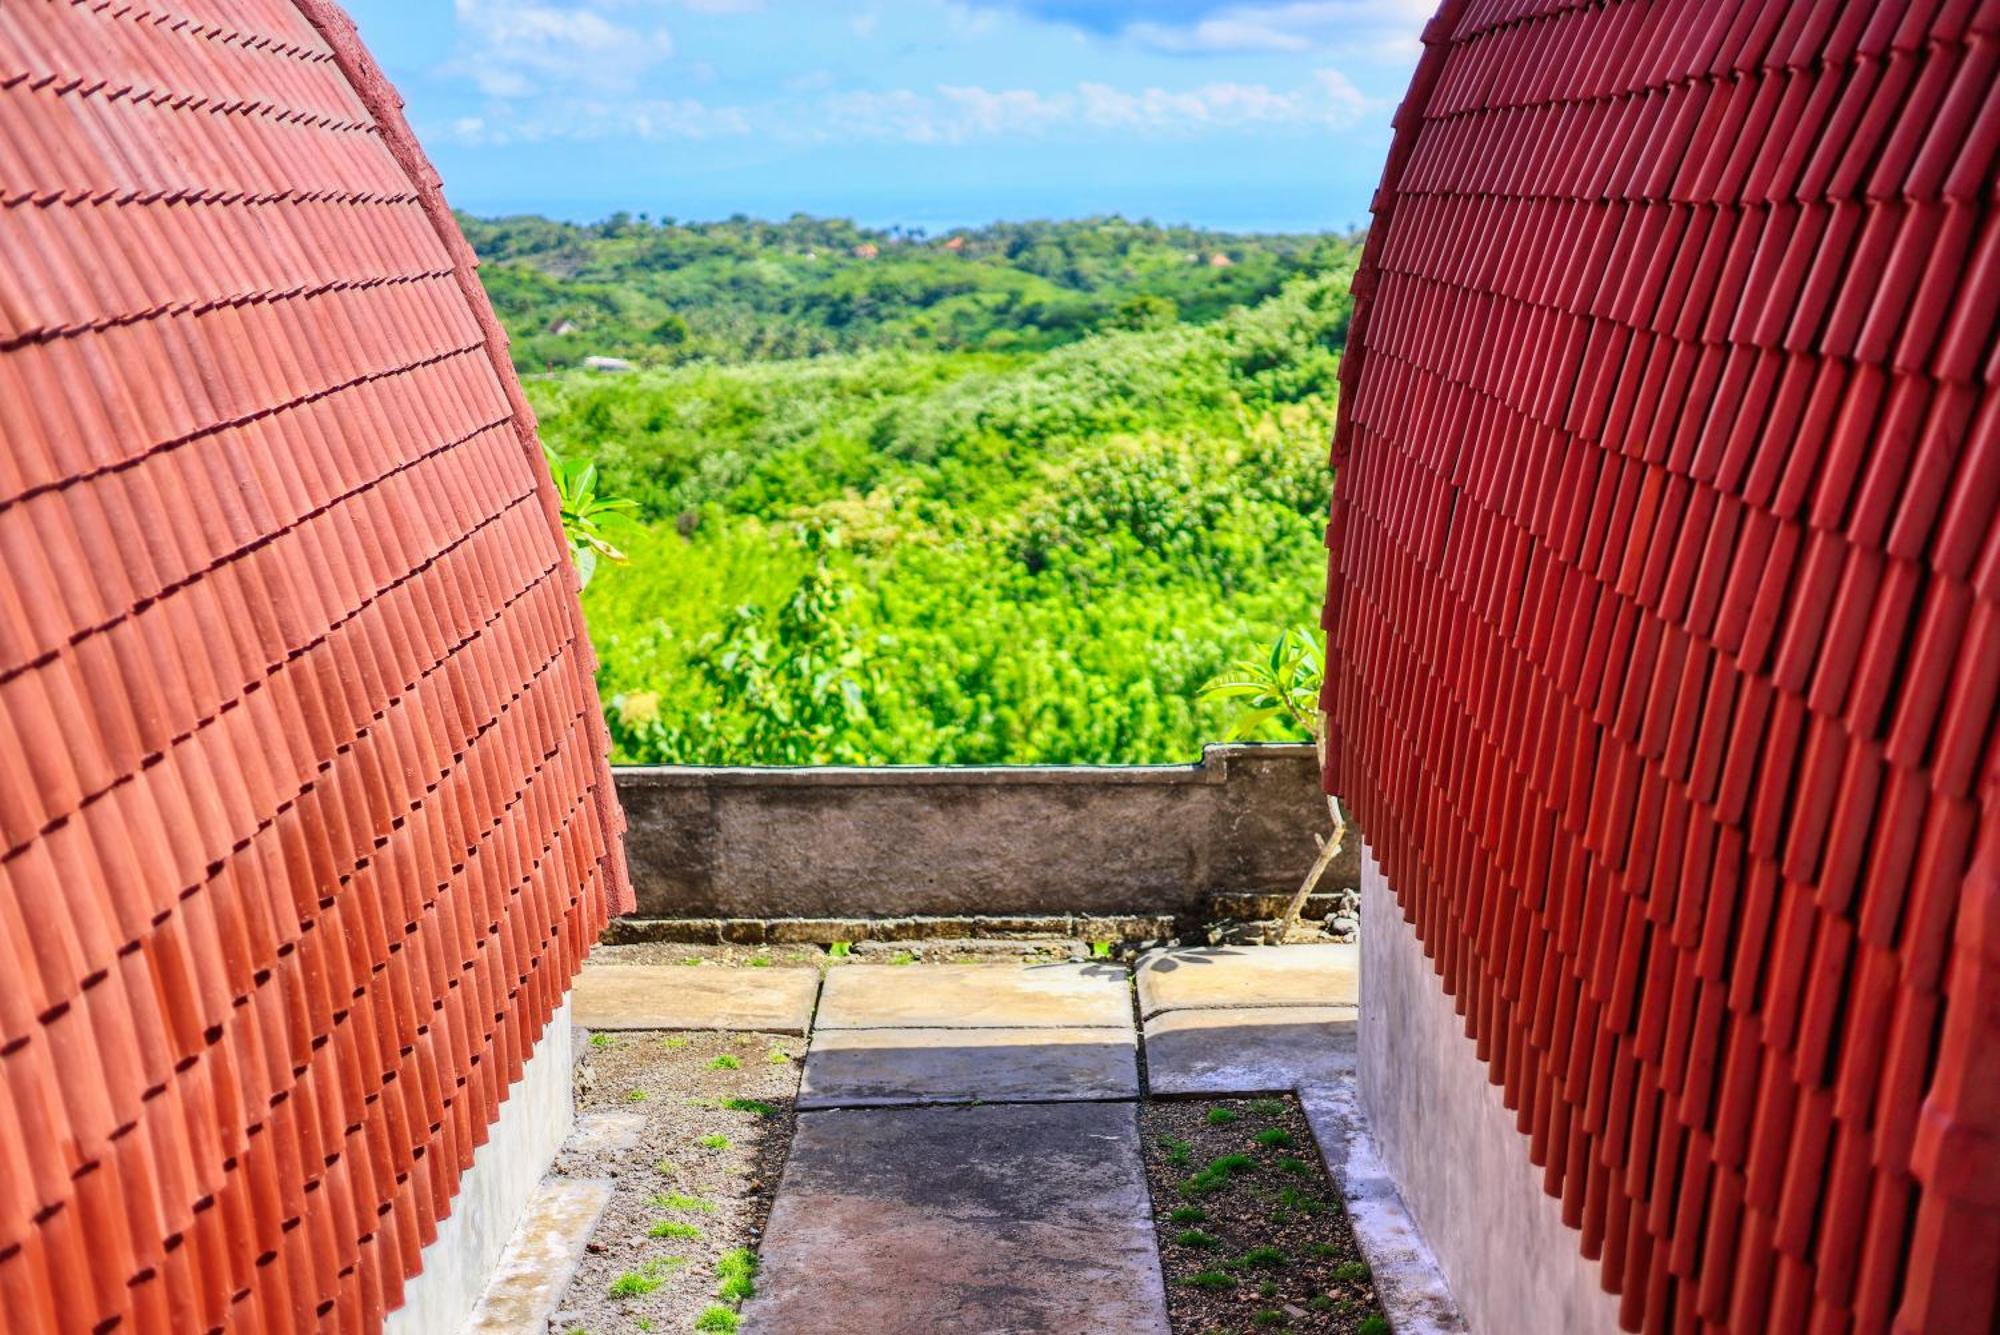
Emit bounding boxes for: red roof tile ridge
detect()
[286,0,631,913]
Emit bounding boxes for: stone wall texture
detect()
[1322,2,1999,1332]
[0,4,629,1331]
[615,744,1348,921]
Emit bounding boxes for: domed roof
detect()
[1322,1,1997,1331]
[0,2,629,1329]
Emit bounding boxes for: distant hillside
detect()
[460,212,1360,371]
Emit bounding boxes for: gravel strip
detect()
[1141,1096,1388,1334]
[548,1029,802,1334]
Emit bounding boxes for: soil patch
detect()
[549,1029,801,1334]
[1140,1096,1387,1334]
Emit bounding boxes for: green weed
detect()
[1253,1128,1293,1149]
[1358,1317,1391,1335]
[1206,1107,1241,1126]
[1158,1136,1192,1167]
[700,1134,731,1150]
[1175,1229,1220,1248]
[606,1256,683,1298]
[709,1054,742,1070]
[1229,1246,1287,1271]
[1333,1260,1372,1284]
[747,956,772,968]
[721,1096,776,1116]
[1248,1098,1287,1116]
[624,1089,648,1102]
[1181,1271,1236,1290]
[1252,1310,1287,1327]
[889,951,916,966]
[648,1191,716,1212]
[829,941,852,957]
[588,1032,612,1048]
[1168,1206,1206,1225]
[647,1220,701,1239]
[715,1248,759,1303]
[1277,1156,1311,1177]
[693,1309,740,1333]
[664,1036,690,1049]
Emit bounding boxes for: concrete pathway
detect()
[743,1102,1171,1334]
[1136,944,1359,1095]
[801,962,1138,1106]
[571,963,820,1033]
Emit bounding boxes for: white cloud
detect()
[444,0,674,99]
[1123,1,1430,56]
[442,97,751,144]
[816,73,1372,143]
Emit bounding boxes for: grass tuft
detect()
[1253,1127,1293,1149]
[1248,1098,1287,1116]
[1174,1229,1220,1248]
[588,1032,612,1048]
[716,1247,759,1303]
[829,941,852,957]
[721,1096,776,1116]
[1205,1107,1241,1126]
[699,1133,731,1150]
[1357,1317,1391,1335]
[889,950,916,965]
[647,1219,701,1240]
[1333,1260,1371,1284]
[648,1191,716,1212]
[624,1089,648,1102]
[1229,1246,1287,1271]
[1252,1310,1288,1327]
[709,1054,742,1070]
[1158,1136,1192,1167]
[693,1308,740,1332]
[607,1256,683,1298]
[1168,1205,1206,1225]
[1181,1271,1237,1290]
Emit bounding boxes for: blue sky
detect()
[344,1,1431,232]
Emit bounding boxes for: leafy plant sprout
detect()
[1199,625,1347,941]
[543,444,637,588]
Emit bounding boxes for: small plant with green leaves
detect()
[700,1133,732,1150]
[635,1319,655,1332]
[1090,940,1113,959]
[1252,1310,1288,1327]
[721,1096,776,1117]
[829,941,852,958]
[1199,626,1347,941]
[693,1309,740,1333]
[1205,1107,1241,1126]
[709,1054,742,1070]
[606,1256,683,1298]
[1230,1246,1287,1271]
[588,1032,612,1048]
[1332,1260,1372,1284]
[1254,1128,1294,1149]
[680,957,703,967]
[767,1048,791,1063]
[1277,1156,1311,1177]
[1158,1136,1193,1167]
[648,1219,702,1240]
[715,1248,759,1303]
[1168,1205,1207,1225]
[1305,1242,1340,1259]
[889,950,916,965]
[1307,1295,1335,1312]
[543,445,638,588]
[747,955,772,968]
[1271,1185,1325,1223]
[648,1191,715,1212]
[1181,1271,1237,1290]
[1248,1098,1287,1117]
[664,1036,690,1049]
[1358,1316,1391,1335]
[1175,1229,1220,1248]
[1180,1153,1256,1198]
[624,1089,648,1103]
[1258,1281,1279,1298]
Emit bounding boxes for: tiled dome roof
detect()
[0,2,631,1330]
[1322,1,1997,1331]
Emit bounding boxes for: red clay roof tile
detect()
[1326,2,1998,1330]
[0,2,627,1329]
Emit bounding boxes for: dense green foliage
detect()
[473,215,1357,764]
[464,212,1355,371]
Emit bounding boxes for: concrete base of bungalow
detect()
[1358,850,1621,1335]
[387,1000,580,1335]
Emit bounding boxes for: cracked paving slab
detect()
[744,1101,1170,1334]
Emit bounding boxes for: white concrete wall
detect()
[388,998,576,1335]
[1358,850,1619,1335]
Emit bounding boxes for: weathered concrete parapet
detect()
[613,743,1356,922]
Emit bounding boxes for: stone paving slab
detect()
[815,961,1133,1030]
[464,1179,611,1335]
[1143,1005,1358,1096]
[1135,944,1358,1018]
[571,964,819,1033]
[743,1102,1171,1334]
[800,1026,1140,1107]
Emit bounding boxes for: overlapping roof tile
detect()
[1322,1,1998,1330]
[0,2,631,1330]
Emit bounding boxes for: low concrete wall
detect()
[614,743,1354,921]
[1357,851,1618,1335]
[387,999,575,1335]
